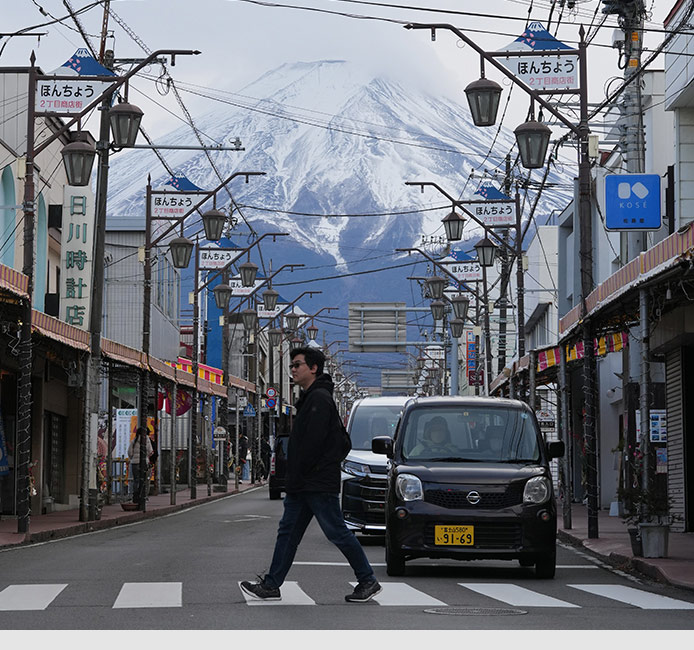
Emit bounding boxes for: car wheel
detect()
[385,535,406,576]
[269,489,281,500]
[535,550,556,579]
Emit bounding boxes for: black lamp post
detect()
[268,328,283,348]
[212,283,233,311]
[474,238,496,396]
[241,308,258,332]
[108,102,144,148]
[449,317,465,339]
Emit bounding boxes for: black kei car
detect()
[372,396,565,578]
[268,434,289,500]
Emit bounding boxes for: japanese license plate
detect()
[434,525,474,546]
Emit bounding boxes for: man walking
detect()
[240,346,381,603]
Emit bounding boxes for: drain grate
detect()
[424,607,527,616]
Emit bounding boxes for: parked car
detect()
[268,434,289,500]
[372,395,565,578]
[340,396,411,534]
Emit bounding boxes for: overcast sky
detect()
[3,0,675,142]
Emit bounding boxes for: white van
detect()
[341,396,411,534]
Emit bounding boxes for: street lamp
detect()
[430,300,445,321]
[306,322,319,341]
[442,209,465,241]
[262,287,279,311]
[426,275,446,300]
[450,293,470,321]
[239,260,259,288]
[449,317,465,339]
[212,282,233,311]
[285,311,300,331]
[464,75,502,127]
[514,119,552,169]
[474,237,497,268]
[268,328,283,347]
[169,236,195,269]
[241,308,258,332]
[201,208,228,242]
[60,139,96,186]
[108,101,144,147]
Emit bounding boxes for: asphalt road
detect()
[1,485,693,634]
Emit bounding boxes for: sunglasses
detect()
[289,361,307,369]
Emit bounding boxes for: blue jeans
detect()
[262,492,377,589]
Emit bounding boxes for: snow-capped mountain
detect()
[106,60,572,385]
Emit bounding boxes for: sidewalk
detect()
[558,502,694,592]
[2,491,693,593]
[0,480,265,550]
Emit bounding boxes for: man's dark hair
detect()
[291,346,326,375]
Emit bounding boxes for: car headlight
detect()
[342,460,370,477]
[395,473,423,501]
[523,476,551,504]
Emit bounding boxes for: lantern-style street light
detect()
[449,317,465,339]
[450,293,470,322]
[108,101,144,148]
[212,282,233,311]
[307,322,319,341]
[201,207,228,242]
[442,209,465,242]
[169,236,195,269]
[239,260,259,288]
[430,300,445,321]
[464,75,502,127]
[61,139,97,186]
[285,311,301,331]
[262,287,279,312]
[514,119,552,169]
[474,237,497,268]
[426,275,446,300]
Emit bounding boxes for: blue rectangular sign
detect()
[604,174,662,231]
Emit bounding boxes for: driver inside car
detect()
[409,416,457,457]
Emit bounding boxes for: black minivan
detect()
[372,396,564,578]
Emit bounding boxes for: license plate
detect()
[434,525,474,546]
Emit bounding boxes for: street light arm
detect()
[404,23,583,137]
[405,180,516,254]
[32,49,200,158]
[192,232,289,295]
[151,171,267,248]
[256,290,322,335]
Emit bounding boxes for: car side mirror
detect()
[372,436,393,458]
[547,440,565,459]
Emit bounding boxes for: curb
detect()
[0,485,264,550]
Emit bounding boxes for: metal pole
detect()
[515,191,526,362]
[639,288,651,516]
[170,379,177,505]
[221,269,230,490]
[137,179,153,512]
[234,388,240,491]
[559,344,572,529]
[529,350,536,409]
[17,56,37,534]
[191,241,199,499]
[482,264,492,397]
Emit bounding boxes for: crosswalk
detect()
[0,580,693,611]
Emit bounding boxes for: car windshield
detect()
[348,403,404,450]
[401,405,541,463]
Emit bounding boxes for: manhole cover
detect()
[424,607,527,616]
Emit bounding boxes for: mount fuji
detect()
[106,60,572,386]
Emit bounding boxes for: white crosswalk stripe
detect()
[569,584,694,609]
[113,582,183,609]
[0,584,68,611]
[459,583,581,608]
[349,581,447,606]
[238,581,315,606]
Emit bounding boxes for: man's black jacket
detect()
[286,373,344,493]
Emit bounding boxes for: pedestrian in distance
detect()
[238,433,249,482]
[241,346,382,603]
[128,426,152,504]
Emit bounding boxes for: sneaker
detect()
[345,580,382,603]
[240,580,281,601]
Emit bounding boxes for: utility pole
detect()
[496,154,512,376]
